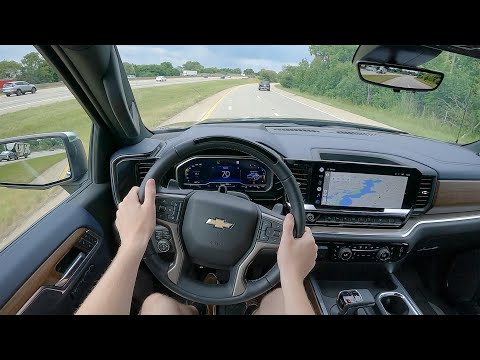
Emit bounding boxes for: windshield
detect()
[116,45,480,144]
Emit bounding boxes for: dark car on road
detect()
[258,80,270,91]
[2,81,37,97]
[0,150,17,161]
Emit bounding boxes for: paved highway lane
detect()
[0,149,65,167]
[207,83,343,121]
[0,76,242,115]
[382,75,432,90]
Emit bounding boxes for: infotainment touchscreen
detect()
[321,172,408,209]
[301,160,422,210]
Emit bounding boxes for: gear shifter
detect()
[336,289,375,315]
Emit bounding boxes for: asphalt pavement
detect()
[0,149,65,167]
[382,75,432,90]
[0,76,242,115]
[205,83,342,121]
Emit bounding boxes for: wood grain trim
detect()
[429,180,480,214]
[0,228,86,315]
[305,277,323,315]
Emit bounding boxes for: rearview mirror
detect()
[357,61,444,92]
[0,132,87,189]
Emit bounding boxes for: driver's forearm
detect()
[281,278,315,315]
[75,249,142,315]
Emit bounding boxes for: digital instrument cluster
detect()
[176,156,272,191]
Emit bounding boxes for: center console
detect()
[308,267,422,315]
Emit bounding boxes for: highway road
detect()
[0,149,65,167]
[161,83,398,131]
[0,76,242,115]
[382,75,432,90]
[205,83,342,121]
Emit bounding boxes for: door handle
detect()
[55,252,86,288]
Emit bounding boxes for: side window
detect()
[0,45,92,252]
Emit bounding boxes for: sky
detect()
[0,45,312,72]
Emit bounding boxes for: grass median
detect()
[0,78,255,243]
[0,153,65,183]
[277,85,478,144]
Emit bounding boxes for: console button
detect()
[338,247,353,261]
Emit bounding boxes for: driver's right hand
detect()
[277,213,318,284]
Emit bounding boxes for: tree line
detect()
[276,45,480,142]
[123,60,253,77]
[0,52,59,84]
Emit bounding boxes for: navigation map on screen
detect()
[322,172,408,209]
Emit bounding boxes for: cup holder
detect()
[376,292,419,315]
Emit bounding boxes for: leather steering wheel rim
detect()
[138,135,305,305]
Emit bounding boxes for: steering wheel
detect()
[138,136,305,305]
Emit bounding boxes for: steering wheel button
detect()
[272,222,282,230]
[265,228,275,237]
[259,233,269,242]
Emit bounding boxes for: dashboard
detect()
[109,121,480,265]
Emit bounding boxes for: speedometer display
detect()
[176,157,271,191]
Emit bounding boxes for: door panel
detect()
[0,194,112,314]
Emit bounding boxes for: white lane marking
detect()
[0,95,73,111]
[274,112,280,117]
[228,106,232,111]
[256,95,261,99]
[273,89,346,122]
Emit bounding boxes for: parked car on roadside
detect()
[155,76,166,82]
[2,81,37,97]
[0,150,17,161]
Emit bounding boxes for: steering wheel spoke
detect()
[155,189,191,284]
[255,204,285,245]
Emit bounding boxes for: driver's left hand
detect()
[115,178,156,258]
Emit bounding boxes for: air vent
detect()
[336,130,376,136]
[135,159,156,185]
[286,162,310,200]
[414,176,435,209]
[270,127,320,133]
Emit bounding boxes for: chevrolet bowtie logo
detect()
[206,218,234,230]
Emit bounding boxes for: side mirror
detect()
[0,132,87,189]
[357,61,444,92]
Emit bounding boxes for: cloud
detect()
[117,45,311,72]
[0,45,313,72]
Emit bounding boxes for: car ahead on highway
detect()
[127,75,136,79]
[258,80,270,91]
[0,150,17,161]
[2,81,37,97]
[155,76,166,82]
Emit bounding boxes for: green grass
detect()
[132,78,256,128]
[277,85,478,144]
[0,79,255,243]
[0,153,66,183]
[363,74,400,83]
[415,77,438,88]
